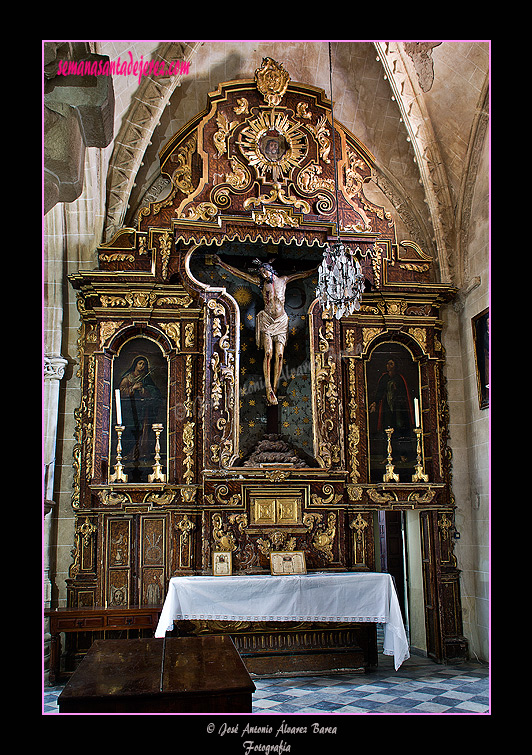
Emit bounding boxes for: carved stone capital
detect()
[44,355,69,381]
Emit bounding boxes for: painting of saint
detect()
[259,132,287,162]
[366,343,418,481]
[112,340,167,482]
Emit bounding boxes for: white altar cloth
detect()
[155,572,410,670]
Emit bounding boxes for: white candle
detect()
[115,389,122,425]
[414,398,420,428]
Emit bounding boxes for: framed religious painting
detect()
[111,336,168,484]
[472,308,489,410]
[365,341,421,483]
[213,551,232,576]
[270,551,307,575]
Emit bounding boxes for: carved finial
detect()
[255,57,290,106]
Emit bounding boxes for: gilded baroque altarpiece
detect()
[67,59,467,666]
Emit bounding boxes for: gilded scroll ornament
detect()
[407,488,436,504]
[252,207,298,228]
[212,513,237,552]
[347,359,360,482]
[296,102,312,119]
[297,161,335,194]
[307,115,331,163]
[265,470,290,482]
[179,202,219,222]
[158,231,172,279]
[362,327,383,350]
[311,483,342,506]
[214,111,238,157]
[313,326,340,467]
[255,57,290,107]
[160,322,181,349]
[97,489,130,506]
[304,512,336,561]
[171,133,196,194]
[156,294,193,308]
[144,490,176,506]
[182,421,195,484]
[204,484,241,507]
[408,327,427,352]
[234,98,249,115]
[98,253,135,263]
[225,156,251,190]
[367,488,397,504]
[100,321,123,349]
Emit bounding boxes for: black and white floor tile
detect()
[43,645,489,715]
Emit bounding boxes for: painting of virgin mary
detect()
[113,340,167,482]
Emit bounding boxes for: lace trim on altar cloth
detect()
[162,616,389,633]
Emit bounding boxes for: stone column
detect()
[43,354,68,685]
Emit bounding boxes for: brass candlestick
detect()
[383,427,399,482]
[412,427,429,482]
[109,425,128,483]
[148,423,166,483]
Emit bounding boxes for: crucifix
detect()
[212,255,316,409]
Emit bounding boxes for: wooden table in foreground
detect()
[57,636,255,714]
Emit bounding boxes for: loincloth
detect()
[256,310,289,349]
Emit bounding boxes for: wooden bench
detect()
[45,605,161,685]
[57,637,255,713]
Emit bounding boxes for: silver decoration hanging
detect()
[316,44,366,320]
[316,242,365,319]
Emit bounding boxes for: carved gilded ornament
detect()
[347,359,361,482]
[362,327,383,350]
[255,57,290,106]
[311,483,343,506]
[182,421,195,484]
[171,133,196,194]
[234,98,249,115]
[158,230,172,279]
[160,322,181,349]
[303,512,337,562]
[207,298,237,468]
[212,513,237,552]
[97,489,130,506]
[144,490,176,506]
[307,115,331,163]
[367,488,397,504]
[204,484,242,507]
[225,156,252,191]
[237,110,308,184]
[350,512,369,541]
[438,512,453,539]
[257,531,296,556]
[214,111,238,157]
[297,161,335,194]
[313,326,341,467]
[408,327,427,352]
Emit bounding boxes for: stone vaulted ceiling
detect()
[96,40,489,288]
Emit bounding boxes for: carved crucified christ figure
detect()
[213,255,316,405]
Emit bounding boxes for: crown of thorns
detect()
[251,258,276,274]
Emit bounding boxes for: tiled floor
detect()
[43,642,489,715]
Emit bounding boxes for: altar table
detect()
[155,572,410,670]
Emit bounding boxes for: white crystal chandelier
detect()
[316,43,365,320]
[317,242,365,319]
